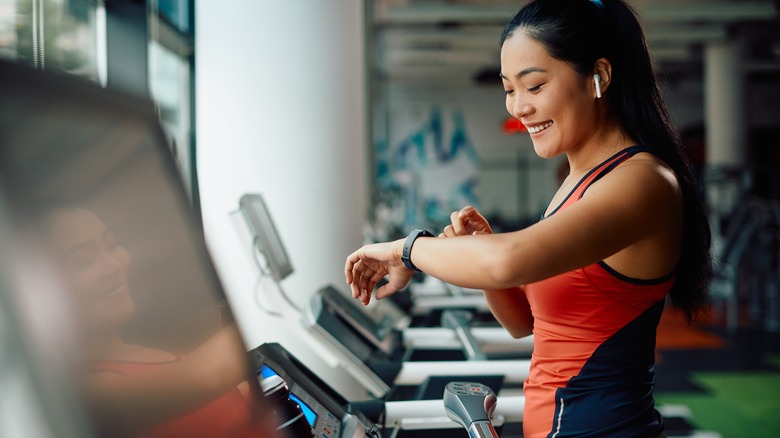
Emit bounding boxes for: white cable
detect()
[250,237,282,317]
[38,0,44,69]
[31,0,38,69]
[253,271,283,318]
[250,237,301,312]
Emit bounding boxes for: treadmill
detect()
[235,193,531,402]
[301,284,531,402]
[250,342,524,437]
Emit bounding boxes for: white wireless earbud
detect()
[593,74,602,99]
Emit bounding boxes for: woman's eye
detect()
[527,84,542,93]
[105,234,121,251]
[66,257,95,270]
[504,89,514,96]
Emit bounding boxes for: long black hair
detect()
[501,0,712,320]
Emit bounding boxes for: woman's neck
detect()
[85,328,184,363]
[84,329,127,360]
[566,121,635,176]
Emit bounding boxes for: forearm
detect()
[88,364,227,435]
[86,327,248,436]
[407,233,531,290]
[483,286,534,339]
[410,235,535,337]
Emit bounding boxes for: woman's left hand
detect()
[345,239,412,306]
[440,206,493,237]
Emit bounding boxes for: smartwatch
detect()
[402,229,434,271]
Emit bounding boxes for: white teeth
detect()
[100,285,124,300]
[528,121,553,134]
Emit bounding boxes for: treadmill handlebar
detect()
[441,309,487,361]
[443,381,499,438]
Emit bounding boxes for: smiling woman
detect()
[500,32,615,160]
[346,1,712,437]
[44,208,136,333]
[37,206,274,438]
[0,60,279,438]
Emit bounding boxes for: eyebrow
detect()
[63,229,111,257]
[64,243,93,257]
[499,67,547,80]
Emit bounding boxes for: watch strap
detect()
[402,229,434,271]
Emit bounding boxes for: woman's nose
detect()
[98,252,125,277]
[514,98,532,119]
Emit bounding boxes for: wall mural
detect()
[373,107,480,239]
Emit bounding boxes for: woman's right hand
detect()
[345,239,413,306]
[440,206,493,237]
[440,206,532,338]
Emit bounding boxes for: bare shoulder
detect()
[588,151,681,205]
[580,151,683,241]
[511,150,683,282]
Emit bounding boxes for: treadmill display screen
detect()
[259,364,279,379]
[258,364,318,427]
[289,394,317,426]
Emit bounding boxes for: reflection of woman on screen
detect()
[43,207,277,437]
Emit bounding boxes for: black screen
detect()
[0,61,275,437]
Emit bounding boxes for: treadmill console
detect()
[308,285,401,357]
[250,343,378,438]
[302,285,406,397]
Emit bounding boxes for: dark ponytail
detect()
[501,0,712,320]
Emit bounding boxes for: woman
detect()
[44,207,277,437]
[345,0,712,437]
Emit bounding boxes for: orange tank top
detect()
[88,358,268,438]
[523,146,674,438]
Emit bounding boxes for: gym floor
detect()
[654,306,780,437]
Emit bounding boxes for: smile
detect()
[97,283,127,301]
[527,121,553,134]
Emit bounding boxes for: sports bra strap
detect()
[544,145,648,218]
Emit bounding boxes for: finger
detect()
[368,270,386,290]
[375,282,399,301]
[358,264,385,298]
[357,266,373,297]
[367,273,387,300]
[459,207,477,230]
[458,205,475,218]
[350,259,366,299]
[350,281,361,300]
[350,275,361,299]
[460,206,493,235]
[345,252,358,285]
[451,211,466,235]
[442,224,457,238]
[471,209,489,225]
[363,284,373,305]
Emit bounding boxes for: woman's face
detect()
[500,31,597,158]
[46,208,135,329]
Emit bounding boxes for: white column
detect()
[703,40,748,226]
[703,40,748,324]
[196,0,369,399]
[704,40,746,168]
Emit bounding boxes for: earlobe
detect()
[593,73,602,99]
